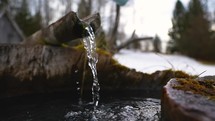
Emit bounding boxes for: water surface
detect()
[0,93,160,121]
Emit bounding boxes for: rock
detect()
[162,77,215,121]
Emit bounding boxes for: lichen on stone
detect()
[173,78,215,100]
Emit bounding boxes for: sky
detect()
[119,0,190,41]
[51,0,214,41]
[120,0,215,41]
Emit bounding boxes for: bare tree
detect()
[95,0,107,12]
[60,0,73,14]
[42,0,52,26]
[77,0,92,18]
[109,4,120,52]
[65,0,72,14]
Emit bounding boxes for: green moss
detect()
[151,69,192,78]
[149,69,193,86]
[37,38,47,45]
[173,79,215,100]
[74,44,85,50]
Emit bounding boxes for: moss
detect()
[174,70,193,78]
[151,69,192,78]
[73,44,127,71]
[110,59,128,71]
[150,69,193,87]
[74,44,85,50]
[173,78,215,100]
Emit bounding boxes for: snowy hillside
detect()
[114,50,215,77]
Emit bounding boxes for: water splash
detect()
[65,98,161,121]
[83,25,100,110]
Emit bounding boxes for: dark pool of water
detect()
[0,92,160,121]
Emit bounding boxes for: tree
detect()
[168,0,186,53]
[14,0,32,36]
[184,0,211,59]
[108,0,128,52]
[168,0,215,61]
[109,4,120,52]
[43,0,52,26]
[77,0,92,18]
[31,11,42,32]
[14,0,42,37]
[65,0,72,14]
[153,35,161,53]
[0,0,8,9]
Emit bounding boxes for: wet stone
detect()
[162,77,215,121]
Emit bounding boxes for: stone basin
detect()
[162,77,215,121]
[1,44,214,120]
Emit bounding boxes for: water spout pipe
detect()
[22,12,101,45]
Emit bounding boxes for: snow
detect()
[114,50,215,77]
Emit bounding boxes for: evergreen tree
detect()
[31,11,42,33]
[168,0,186,53]
[14,0,31,36]
[168,0,215,61]
[153,35,161,53]
[14,0,42,37]
[184,0,211,59]
[0,0,8,9]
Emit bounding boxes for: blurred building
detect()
[211,24,215,31]
[0,9,25,44]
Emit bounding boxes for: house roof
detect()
[0,7,25,40]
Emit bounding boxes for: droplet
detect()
[75,70,78,73]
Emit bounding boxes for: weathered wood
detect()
[22,11,101,45]
[117,37,154,51]
[0,44,113,97]
[0,10,192,99]
[0,44,191,98]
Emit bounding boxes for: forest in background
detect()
[168,0,215,61]
[0,0,215,61]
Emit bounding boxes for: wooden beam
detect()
[22,12,101,45]
[117,37,154,51]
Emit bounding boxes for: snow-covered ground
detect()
[114,50,215,77]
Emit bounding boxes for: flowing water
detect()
[83,25,100,108]
[0,25,162,121]
[82,25,100,120]
[64,25,161,121]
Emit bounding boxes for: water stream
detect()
[82,25,100,120]
[0,25,162,121]
[83,25,100,108]
[74,25,162,121]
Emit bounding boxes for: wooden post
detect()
[22,11,101,45]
